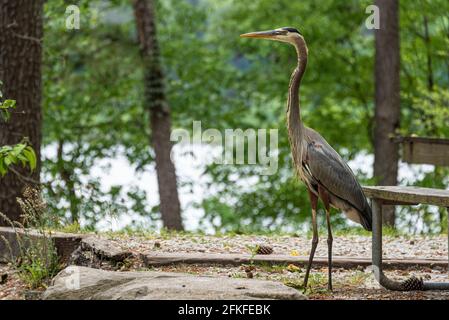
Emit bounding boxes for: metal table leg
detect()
[372,199,449,291]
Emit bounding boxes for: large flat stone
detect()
[81,236,132,261]
[43,266,306,300]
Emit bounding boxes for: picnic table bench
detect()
[363,186,449,291]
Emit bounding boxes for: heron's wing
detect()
[304,134,371,227]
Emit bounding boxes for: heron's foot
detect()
[327,282,333,292]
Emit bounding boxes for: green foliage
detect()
[0,99,16,122]
[43,0,153,227]
[396,1,449,233]
[39,0,449,233]
[0,142,37,177]
[0,83,16,121]
[0,87,37,177]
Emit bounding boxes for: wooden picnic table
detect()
[362,186,449,291]
[363,186,449,207]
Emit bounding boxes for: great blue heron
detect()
[241,27,372,291]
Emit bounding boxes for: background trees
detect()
[0,0,448,234]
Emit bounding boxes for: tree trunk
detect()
[0,0,43,225]
[132,0,183,230]
[374,0,401,227]
[422,16,433,92]
[57,140,79,224]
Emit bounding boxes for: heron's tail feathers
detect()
[360,204,372,232]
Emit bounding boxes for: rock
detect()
[43,266,306,300]
[81,237,132,261]
[68,237,133,270]
[24,290,42,300]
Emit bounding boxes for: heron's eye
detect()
[273,30,287,36]
[282,27,301,35]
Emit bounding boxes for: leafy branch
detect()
[0,83,17,121]
[0,85,37,177]
[0,141,37,177]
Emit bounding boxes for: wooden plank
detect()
[363,186,449,207]
[402,140,449,166]
[398,136,449,146]
[139,252,448,270]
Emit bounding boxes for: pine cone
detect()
[256,245,274,255]
[401,276,424,291]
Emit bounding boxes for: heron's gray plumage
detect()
[302,127,372,230]
[280,31,372,231]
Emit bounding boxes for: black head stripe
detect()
[282,27,301,34]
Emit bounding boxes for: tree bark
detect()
[374,0,401,227]
[422,16,433,92]
[0,0,43,224]
[132,0,183,230]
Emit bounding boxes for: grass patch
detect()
[346,271,370,286]
[0,187,61,289]
[283,273,330,295]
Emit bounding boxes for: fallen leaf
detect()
[290,250,299,256]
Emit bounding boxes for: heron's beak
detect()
[240,30,280,40]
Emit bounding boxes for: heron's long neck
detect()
[287,38,308,167]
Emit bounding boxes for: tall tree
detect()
[0,0,44,224]
[132,0,183,230]
[374,0,401,227]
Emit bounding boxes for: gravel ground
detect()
[106,234,448,260]
[2,234,448,300]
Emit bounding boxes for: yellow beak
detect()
[240,30,279,39]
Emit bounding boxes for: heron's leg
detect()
[319,186,333,291]
[303,190,319,292]
[325,210,333,291]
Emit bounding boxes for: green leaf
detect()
[23,147,37,171]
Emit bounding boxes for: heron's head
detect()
[240,27,303,45]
